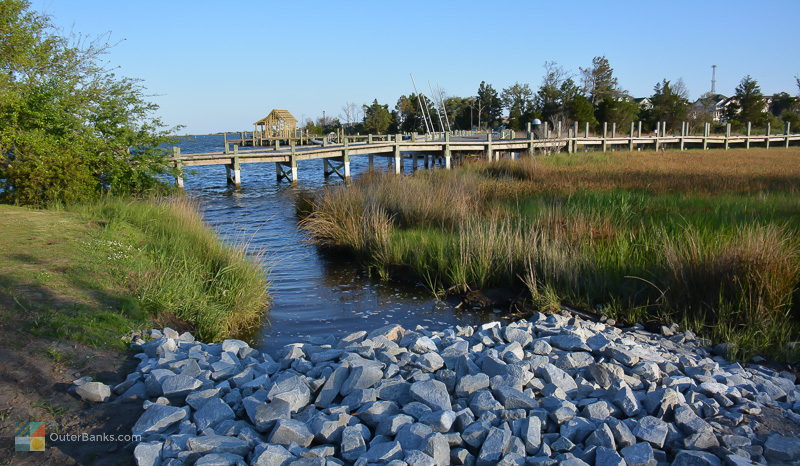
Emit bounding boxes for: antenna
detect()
[711,65,717,94]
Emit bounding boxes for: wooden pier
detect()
[171,122,798,188]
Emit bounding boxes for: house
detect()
[633,97,653,111]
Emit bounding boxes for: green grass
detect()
[0,197,270,348]
[301,148,800,360]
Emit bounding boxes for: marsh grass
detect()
[75,197,270,341]
[301,148,800,359]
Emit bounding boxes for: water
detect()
[178,135,493,355]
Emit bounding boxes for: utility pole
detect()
[711,65,717,94]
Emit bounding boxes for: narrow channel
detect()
[178,135,493,355]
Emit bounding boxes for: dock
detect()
[171,121,799,188]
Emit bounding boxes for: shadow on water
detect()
[177,135,494,356]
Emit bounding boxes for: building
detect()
[253,109,298,139]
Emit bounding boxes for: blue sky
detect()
[32,0,800,134]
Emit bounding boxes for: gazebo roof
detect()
[254,109,297,126]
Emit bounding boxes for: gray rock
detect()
[410,336,439,353]
[477,427,511,466]
[269,418,314,447]
[585,423,616,450]
[594,446,625,466]
[194,453,244,466]
[419,410,456,433]
[132,404,187,436]
[455,373,490,397]
[632,416,669,449]
[673,406,712,435]
[764,434,800,463]
[504,327,533,347]
[469,390,503,415]
[133,441,162,466]
[364,441,403,462]
[684,430,719,450]
[406,450,437,466]
[377,414,415,437]
[620,442,656,466]
[186,435,250,456]
[340,425,367,462]
[396,423,434,451]
[612,383,640,417]
[536,363,577,392]
[672,450,722,466]
[75,381,111,403]
[549,333,589,352]
[268,375,311,412]
[418,352,445,372]
[161,374,202,399]
[340,365,383,395]
[356,400,400,427]
[410,379,452,412]
[193,398,234,432]
[316,364,349,408]
[422,432,451,465]
[253,398,292,432]
[494,385,536,409]
[186,388,220,410]
[531,340,552,355]
[517,417,541,455]
[309,413,349,443]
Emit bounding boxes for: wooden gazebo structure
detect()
[254,109,297,140]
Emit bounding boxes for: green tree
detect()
[580,56,620,106]
[501,82,534,130]
[770,92,796,117]
[444,96,472,130]
[596,97,640,131]
[727,75,767,126]
[0,0,176,206]
[570,96,598,128]
[362,99,394,134]
[395,93,437,133]
[476,81,502,129]
[646,79,689,129]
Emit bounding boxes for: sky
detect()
[31,0,800,134]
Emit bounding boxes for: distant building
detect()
[690,94,773,122]
[633,97,653,111]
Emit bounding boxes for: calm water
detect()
[178,135,493,355]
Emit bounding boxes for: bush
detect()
[0,1,176,207]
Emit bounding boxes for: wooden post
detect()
[655,122,661,151]
[394,134,401,174]
[573,121,579,153]
[343,150,351,181]
[766,122,771,149]
[602,122,607,152]
[528,126,535,156]
[680,121,685,151]
[232,145,241,187]
[557,121,562,138]
[223,133,229,154]
[629,121,635,151]
[637,121,642,138]
[322,158,331,179]
[444,145,452,169]
[567,128,573,154]
[173,147,184,188]
[289,141,297,182]
[368,134,373,144]
[584,122,589,138]
[368,154,374,171]
[487,132,494,161]
[746,121,751,149]
[544,121,550,140]
[703,122,709,150]
[786,122,791,148]
[725,123,731,150]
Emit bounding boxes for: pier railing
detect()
[172,121,798,188]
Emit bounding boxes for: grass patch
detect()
[0,197,270,348]
[300,148,800,360]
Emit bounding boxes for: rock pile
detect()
[114,312,800,465]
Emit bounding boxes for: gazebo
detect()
[254,109,298,139]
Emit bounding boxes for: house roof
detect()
[254,109,298,126]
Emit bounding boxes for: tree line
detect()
[305,57,800,135]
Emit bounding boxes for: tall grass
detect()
[300,148,800,359]
[74,197,270,341]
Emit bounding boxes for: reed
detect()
[301,148,800,359]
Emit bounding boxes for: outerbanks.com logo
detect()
[15,422,45,452]
[14,421,141,452]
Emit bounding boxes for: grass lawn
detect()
[0,198,270,348]
[301,148,800,360]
